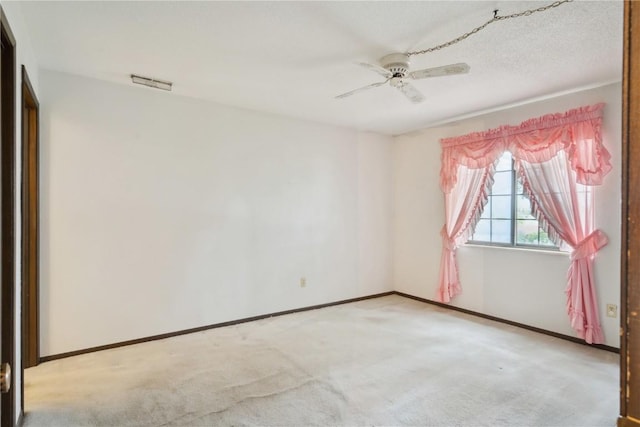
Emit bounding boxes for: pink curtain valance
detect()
[440,103,610,192]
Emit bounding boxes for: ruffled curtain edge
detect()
[440,103,605,148]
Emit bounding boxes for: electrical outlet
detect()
[300,277,306,288]
[606,304,617,318]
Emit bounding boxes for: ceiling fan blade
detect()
[335,80,389,99]
[397,82,425,103]
[357,62,392,78]
[409,63,470,80]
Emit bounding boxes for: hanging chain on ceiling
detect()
[406,0,573,57]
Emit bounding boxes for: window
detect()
[469,151,557,248]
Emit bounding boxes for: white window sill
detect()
[463,243,570,256]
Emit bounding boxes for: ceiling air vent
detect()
[130,74,172,91]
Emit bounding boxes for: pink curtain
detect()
[438,103,611,343]
[438,165,495,302]
[517,151,607,344]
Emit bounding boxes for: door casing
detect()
[0,6,17,427]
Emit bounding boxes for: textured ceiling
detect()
[17,1,623,135]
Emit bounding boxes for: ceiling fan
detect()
[336,53,470,104]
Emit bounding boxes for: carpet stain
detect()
[23,295,618,426]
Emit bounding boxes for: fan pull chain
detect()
[406,0,573,57]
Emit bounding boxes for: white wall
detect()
[39,70,393,356]
[392,83,621,348]
[0,1,40,421]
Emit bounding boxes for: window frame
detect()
[467,151,560,251]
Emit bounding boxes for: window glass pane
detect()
[538,228,556,246]
[466,149,564,250]
[495,152,512,172]
[516,219,539,245]
[472,219,491,242]
[480,198,491,219]
[492,195,512,219]
[491,220,511,243]
[516,195,535,220]
[492,171,512,195]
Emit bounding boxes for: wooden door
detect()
[0,7,16,427]
[619,1,640,426]
[21,66,38,372]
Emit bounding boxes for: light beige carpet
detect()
[23,295,618,426]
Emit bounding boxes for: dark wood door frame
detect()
[20,66,38,374]
[0,6,16,427]
[619,1,640,426]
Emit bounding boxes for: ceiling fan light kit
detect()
[335,0,572,104]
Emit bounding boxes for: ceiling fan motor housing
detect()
[380,53,410,78]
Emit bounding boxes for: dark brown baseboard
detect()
[394,291,620,354]
[39,289,618,363]
[39,291,395,363]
